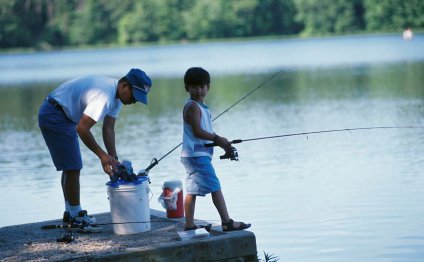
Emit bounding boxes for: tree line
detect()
[1,0,422,49]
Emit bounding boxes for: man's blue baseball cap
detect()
[125,68,152,105]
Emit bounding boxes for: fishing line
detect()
[202,125,424,161]
[205,126,424,147]
[141,70,284,173]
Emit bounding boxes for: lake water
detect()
[1,34,424,261]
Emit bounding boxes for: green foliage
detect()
[0,0,422,49]
[295,0,363,36]
[68,0,124,45]
[254,0,300,35]
[0,0,49,48]
[118,0,191,43]
[364,0,424,31]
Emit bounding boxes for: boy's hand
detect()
[215,135,231,150]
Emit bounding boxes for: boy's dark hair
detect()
[184,67,210,89]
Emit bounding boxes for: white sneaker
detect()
[70,210,102,233]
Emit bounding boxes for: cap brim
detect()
[133,88,148,105]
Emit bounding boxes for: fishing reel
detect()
[204,141,240,161]
[110,160,137,183]
[220,146,239,161]
[56,226,74,243]
[138,158,158,177]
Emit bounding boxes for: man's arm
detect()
[76,114,116,175]
[103,115,117,159]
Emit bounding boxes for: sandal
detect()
[184,224,212,231]
[222,219,251,232]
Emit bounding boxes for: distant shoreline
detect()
[1,30,421,55]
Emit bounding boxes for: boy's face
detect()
[187,84,209,102]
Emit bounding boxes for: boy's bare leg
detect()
[212,190,230,222]
[185,194,196,228]
[212,190,244,228]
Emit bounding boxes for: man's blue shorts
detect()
[181,156,221,196]
[38,99,82,171]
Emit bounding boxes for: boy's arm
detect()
[185,102,231,149]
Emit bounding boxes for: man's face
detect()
[121,82,136,105]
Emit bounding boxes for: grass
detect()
[258,251,279,262]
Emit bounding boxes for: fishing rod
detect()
[204,126,424,160]
[41,220,181,230]
[139,69,284,175]
[42,219,219,243]
[42,220,183,243]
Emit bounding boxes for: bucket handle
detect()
[148,187,153,201]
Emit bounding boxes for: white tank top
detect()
[181,100,214,158]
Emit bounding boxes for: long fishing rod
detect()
[139,69,284,174]
[41,220,181,230]
[42,220,191,243]
[43,219,220,243]
[204,126,424,160]
[42,220,185,243]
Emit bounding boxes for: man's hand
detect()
[100,153,119,176]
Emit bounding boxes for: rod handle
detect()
[144,158,159,172]
[41,224,69,229]
[41,225,58,229]
[205,139,242,147]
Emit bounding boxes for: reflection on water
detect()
[1,36,424,261]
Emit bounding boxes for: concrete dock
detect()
[0,209,257,261]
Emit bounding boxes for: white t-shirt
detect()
[181,100,214,158]
[50,75,123,123]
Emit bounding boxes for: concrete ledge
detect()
[0,209,257,262]
[86,230,257,262]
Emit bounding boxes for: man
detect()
[38,68,152,231]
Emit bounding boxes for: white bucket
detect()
[107,178,151,235]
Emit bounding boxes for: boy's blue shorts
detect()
[181,156,221,196]
[38,99,82,171]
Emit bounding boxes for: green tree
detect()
[183,0,296,39]
[118,0,189,44]
[294,0,363,36]
[253,0,300,35]
[0,1,27,48]
[182,0,221,39]
[41,1,79,47]
[3,0,423,50]
[68,0,107,45]
[0,0,52,48]
[364,0,424,31]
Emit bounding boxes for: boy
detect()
[38,68,152,231]
[181,67,251,231]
